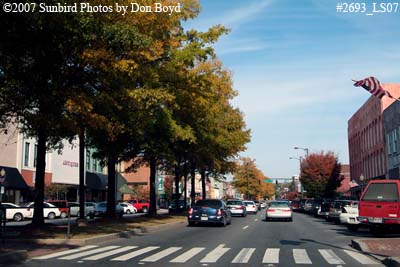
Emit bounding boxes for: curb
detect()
[383,257,400,267]
[351,239,370,253]
[0,250,27,265]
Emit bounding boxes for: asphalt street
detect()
[20,211,384,267]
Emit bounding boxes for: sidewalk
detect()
[352,238,400,267]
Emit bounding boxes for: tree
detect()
[300,151,343,198]
[232,157,265,199]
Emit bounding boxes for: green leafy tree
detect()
[300,151,343,198]
[232,157,265,200]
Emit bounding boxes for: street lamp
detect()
[294,146,309,156]
[289,157,304,198]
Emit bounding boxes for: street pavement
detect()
[16,211,387,267]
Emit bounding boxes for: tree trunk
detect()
[148,156,157,216]
[78,129,85,219]
[106,156,116,218]
[190,162,196,206]
[31,128,47,227]
[183,163,188,209]
[174,164,180,210]
[201,170,206,200]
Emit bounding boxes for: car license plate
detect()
[373,217,383,223]
[350,218,355,222]
[201,215,208,221]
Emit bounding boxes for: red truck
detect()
[128,199,150,213]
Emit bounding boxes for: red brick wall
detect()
[21,169,52,187]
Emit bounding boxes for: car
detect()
[94,202,124,218]
[128,199,150,213]
[327,200,356,223]
[265,201,293,221]
[226,199,247,217]
[339,202,360,232]
[254,200,261,211]
[303,199,314,214]
[119,202,137,214]
[358,180,400,236]
[259,200,267,209]
[168,200,187,213]
[290,199,301,212]
[68,202,96,218]
[1,203,32,222]
[25,202,61,219]
[47,200,69,219]
[243,201,258,214]
[319,199,334,218]
[188,199,231,226]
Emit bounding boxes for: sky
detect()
[184,0,400,178]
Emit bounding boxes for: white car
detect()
[1,203,32,221]
[339,204,360,231]
[120,202,137,214]
[25,202,61,219]
[243,201,258,214]
[265,201,293,221]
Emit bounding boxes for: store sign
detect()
[63,160,79,168]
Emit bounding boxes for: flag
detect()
[353,76,394,99]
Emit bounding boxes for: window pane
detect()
[24,142,30,167]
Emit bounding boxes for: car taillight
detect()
[283,208,291,212]
[268,209,275,212]
[217,209,222,216]
[189,208,193,215]
[238,205,244,209]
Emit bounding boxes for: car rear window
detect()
[362,183,399,201]
[226,201,242,205]
[269,202,290,208]
[194,200,222,208]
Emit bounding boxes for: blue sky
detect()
[185,0,400,178]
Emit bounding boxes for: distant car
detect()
[25,202,61,219]
[119,202,137,214]
[1,203,32,222]
[226,199,247,217]
[188,199,231,226]
[168,200,187,213]
[290,199,301,212]
[68,202,95,218]
[243,201,258,214]
[254,200,261,211]
[260,200,267,209]
[265,201,293,221]
[327,200,357,223]
[47,200,69,219]
[94,202,124,218]
[339,202,360,231]
[320,200,334,218]
[304,199,314,214]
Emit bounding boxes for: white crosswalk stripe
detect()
[262,248,280,264]
[343,249,378,264]
[200,244,230,263]
[32,245,98,260]
[293,249,312,264]
[83,246,138,260]
[31,245,379,265]
[232,248,256,263]
[59,246,120,260]
[319,249,345,265]
[111,246,159,261]
[140,247,182,262]
[169,247,205,263]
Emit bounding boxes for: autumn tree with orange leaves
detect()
[300,151,343,198]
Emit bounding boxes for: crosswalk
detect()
[32,244,380,265]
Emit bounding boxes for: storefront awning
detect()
[86,172,132,192]
[0,166,29,190]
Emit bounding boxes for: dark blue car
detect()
[188,199,232,227]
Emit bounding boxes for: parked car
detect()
[358,180,400,236]
[94,202,124,218]
[339,202,360,231]
[1,203,32,222]
[290,199,301,212]
[320,199,334,218]
[226,199,247,217]
[67,202,96,218]
[168,200,187,213]
[25,202,61,219]
[298,199,307,212]
[128,199,150,213]
[254,200,261,211]
[304,199,314,214]
[243,201,258,214]
[260,200,267,209]
[47,200,69,219]
[188,199,231,226]
[119,202,137,214]
[327,200,356,223]
[265,201,293,221]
